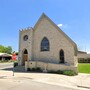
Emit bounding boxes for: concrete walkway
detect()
[0,70,90,90]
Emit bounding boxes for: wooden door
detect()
[23,54,28,61]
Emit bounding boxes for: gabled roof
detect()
[34,13,77,55]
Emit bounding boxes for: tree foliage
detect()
[15,52,18,55]
[0,45,12,54]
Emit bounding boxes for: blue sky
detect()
[0,0,90,53]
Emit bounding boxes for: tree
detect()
[0,45,12,54]
[5,46,12,54]
[0,45,5,52]
[15,52,18,55]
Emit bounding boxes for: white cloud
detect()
[58,24,63,27]
[58,24,70,29]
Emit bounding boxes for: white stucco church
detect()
[18,13,78,73]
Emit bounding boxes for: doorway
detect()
[22,49,28,65]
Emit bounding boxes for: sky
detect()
[0,0,90,53]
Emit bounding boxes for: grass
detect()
[78,63,90,74]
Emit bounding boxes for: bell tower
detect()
[18,27,33,65]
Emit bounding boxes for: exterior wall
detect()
[25,61,78,74]
[18,28,33,65]
[74,56,78,66]
[33,17,75,65]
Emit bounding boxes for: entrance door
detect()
[23,54,28,61]
[23,49,28,65]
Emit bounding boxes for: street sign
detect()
[12,52,16,76]
[12,53,16,60]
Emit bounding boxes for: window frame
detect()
[41,37,50,51]
[23,35,28,41]
[59,49,65,63]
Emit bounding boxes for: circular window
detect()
[23,35,28,41]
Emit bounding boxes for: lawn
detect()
[78,63,90,74]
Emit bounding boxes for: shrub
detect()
[27,68,31,71]
[48,70,57,73]
[48,70,63,74]
[27,67,43,72]
[14,62,18,67]
[31,68,36,71]
[63,70,76,76]
[56,70,63,74]
[36,67,42,72]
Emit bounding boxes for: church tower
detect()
[18,27,33,66]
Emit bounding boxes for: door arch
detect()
[59,49,65,63]
[22,49,28,65]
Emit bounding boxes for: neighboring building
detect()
[77,51,90,63]
[0,53,12,61]
[18,13,78,73]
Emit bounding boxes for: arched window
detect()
[41,37,49,51]
[60,49,65,63]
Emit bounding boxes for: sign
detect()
[12,52,16,76]
[12,53,16,60]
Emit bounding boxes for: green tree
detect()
[15,52,18,55]
[0,45,12,54]
[0,45,3,52]
[6,46,12,54]
[0,45,5,52]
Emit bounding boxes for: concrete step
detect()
[14,65,25,72]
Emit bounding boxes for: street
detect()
[0,63,13,70]
[0,63,89,90]
[0,76,81,90]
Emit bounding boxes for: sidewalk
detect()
[0,70,90,90]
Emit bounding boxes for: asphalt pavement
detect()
[0,76,80,90]
[0,63,90,90]
[0,63,13,70]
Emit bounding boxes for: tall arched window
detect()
[60,49,65,63]
[41,37,49,51]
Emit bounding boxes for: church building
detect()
[18,13,78,73]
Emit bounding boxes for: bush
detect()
[27,67,43,72]
[14,62,18,67]
[27,68,31,71]
[48,70,57,73]
[32,68,36,71]
[36,67,42,72]
[48,70,63,74]
[56,70,63,74]
[48,70,77,76]
[63,70,76,76]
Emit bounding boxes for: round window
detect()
[23,35,28,41]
